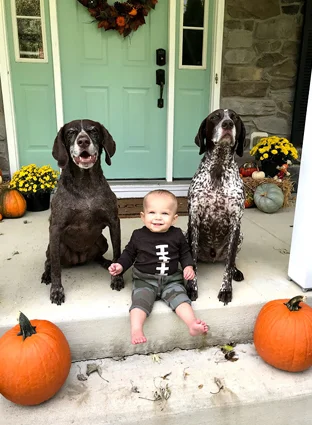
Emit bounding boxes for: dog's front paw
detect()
[50,285,65,305]
[232,267,244,282]
[111,275,125,291]
[41,270,51,285]
[185,280,198,301]
[218,288,232,305]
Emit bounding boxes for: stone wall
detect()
[0,79,9,175]
[221,0,305,145]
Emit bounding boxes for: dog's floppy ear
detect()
[52,126,68,168]
[235,116,246,157]
[195,116,215,155]
[195,118,207,155]
[100,124,116,166]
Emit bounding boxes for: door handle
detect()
[156,69,165,108]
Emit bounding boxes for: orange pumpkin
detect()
[254,296,312,372]
[0,189,26,218]
[0,312,71,405]
[0,213,2,221]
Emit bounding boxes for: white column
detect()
[288,70,312,290]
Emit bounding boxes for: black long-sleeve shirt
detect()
[117,226,194,276]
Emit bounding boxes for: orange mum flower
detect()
[116,16,126,27]
[129,8,137,16]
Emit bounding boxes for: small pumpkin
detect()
[0,312,71,405]
[254,183,284,213]
[0,213,2,221]
[0,188,26,218]
[251,170,265,180]
[254,296,312,372]
[239,162,258,177]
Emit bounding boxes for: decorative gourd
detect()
[0,188,26,218]
[254,296,312,372]
[254,183,284,213]
[244,188,254,208]
[0,213,2,221]
[0,312,71,406]
[251,170,265,180]
[239,162,258,177]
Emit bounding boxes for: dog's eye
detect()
[229,113,237,121]
[211,113,220,120]
[89,127,98,136]
[66,129,78,139]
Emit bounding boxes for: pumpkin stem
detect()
[17,312,37,340]
[284,295,307,312]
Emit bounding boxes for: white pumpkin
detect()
[252,171,265,180]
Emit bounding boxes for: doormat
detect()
[118,197,188,218]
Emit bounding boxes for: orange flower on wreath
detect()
[98,20,110,30]
[129,8,137,16]
[116,16,126,27]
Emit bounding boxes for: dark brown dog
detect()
[41,119,124,304]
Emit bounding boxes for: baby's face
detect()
[140,194,178,233]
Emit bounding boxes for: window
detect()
[179,0,208,69]
[11,0,48,62]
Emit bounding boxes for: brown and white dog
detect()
[186,109,246,305]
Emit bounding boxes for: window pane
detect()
[183,0,205,28]
[16,0,41,17]
[17,18,44,59]
[182,29,203,66]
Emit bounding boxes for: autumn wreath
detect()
[77,0,158,37]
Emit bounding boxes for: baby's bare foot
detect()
[131,329,147,345]
[189,318,209,336]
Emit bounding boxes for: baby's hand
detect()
[108,263,123,276]
[183,265,195,280]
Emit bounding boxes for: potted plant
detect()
[250,136,299,177]
[9,164,59,211]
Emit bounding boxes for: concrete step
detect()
[0,207,309,362]
[2,343,312,425]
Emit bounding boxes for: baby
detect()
[109,189,208,345]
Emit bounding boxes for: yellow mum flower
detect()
[263,153,269,159]
[271,150,278,155]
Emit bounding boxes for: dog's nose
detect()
[77,137,91,148]
[222,120,234,129]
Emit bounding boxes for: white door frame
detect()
[0,0,19,173]
[0,0,224,189]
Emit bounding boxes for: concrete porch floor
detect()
[0,204,309,361]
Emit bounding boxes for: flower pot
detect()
[260,159,284,178]
[25,192,51,212]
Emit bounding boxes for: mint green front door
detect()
[57,0,168,179]
[5,0,57,167]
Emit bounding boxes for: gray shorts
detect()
[129,267,191,316]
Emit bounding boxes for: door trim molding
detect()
[49,0,64,131]
[0,0,19,174]
[210,0,225,110]
[166,0,176,182]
